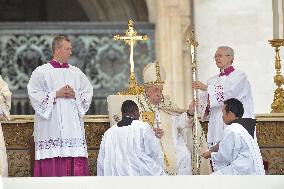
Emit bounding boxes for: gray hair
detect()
[217,46,234,59]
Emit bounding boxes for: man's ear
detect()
[134,109,140,119]
[228,111,236,119]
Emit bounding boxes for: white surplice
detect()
[211,123,265,175]
[97,120,165,176]
[106,95,211,175]
[199,69,254,145]
[0,75,11,177]
[27,63,93,160]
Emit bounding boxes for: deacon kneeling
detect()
[97,100,165,176]
[201,98,265,175]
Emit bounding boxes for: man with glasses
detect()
[193,46,255,152]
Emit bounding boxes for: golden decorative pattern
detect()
[142,111,155,127]
[7,150,31,177]
[256,122,284,147]
[87,150,99,176]
[2,122,34,148]
[144,61,165,88]
[114,20,147,95]
[85,122,110,148]
[117,72,144,95]
[260,148,284,175]
[268,39,284,113]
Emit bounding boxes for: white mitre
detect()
[143,61,166,87]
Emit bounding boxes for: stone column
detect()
[146,0,193,109]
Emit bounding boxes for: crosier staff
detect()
[187,30,201,175]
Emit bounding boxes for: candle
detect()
[272,0,280,39]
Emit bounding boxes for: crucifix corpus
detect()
[114,20,148,95]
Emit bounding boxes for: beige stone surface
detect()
[194,0,275,113]
[146,0,193,110]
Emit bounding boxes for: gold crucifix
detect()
[188,31,199,72]
[114,20,148,95]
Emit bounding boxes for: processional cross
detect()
[114,20,148,95]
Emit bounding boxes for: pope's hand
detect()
[153,128,164,139]
[201,150,211,159]
[187,100,198,116]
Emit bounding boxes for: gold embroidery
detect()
[144,61,165,88]
[142,111,155,127]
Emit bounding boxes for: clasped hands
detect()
[56,85,75,99]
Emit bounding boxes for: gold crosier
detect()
[114,20,148,95]
[187,31,202,175]
[268,39,284,112]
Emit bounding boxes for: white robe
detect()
[106,94,211,175]
[97,120,165,176]
[211,123,265,175]
[27,63,93,160]
[199,70,254,145]
[153,109,192,175]
[0,75,11,177]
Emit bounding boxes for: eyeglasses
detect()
[213,54,231,60]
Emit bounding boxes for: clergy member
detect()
[97,100,165,176]
[27,35,93,177]
[193,46,255,149]
[0,75,11,177]
[201,98,265,175]
[135,61,211,175]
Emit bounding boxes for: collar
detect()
[229,118,256,138]
[219,65,235,77]
[50,59,69,68]
[117,116,135,127]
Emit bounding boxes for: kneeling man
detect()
[202,98,265,175]
[97,100,165,176]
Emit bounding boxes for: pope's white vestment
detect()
[135,94,211,175]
